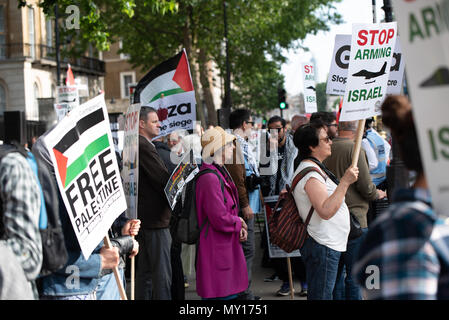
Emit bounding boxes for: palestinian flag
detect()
[52,107,109,188]
[132,48,196,137]
[133,49,194,105]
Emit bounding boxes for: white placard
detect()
[302,62,318,113]
[122,103,140,220]
[326,34,404,96]
[340,22,398,121]
[44,94,127,259]
[392,0,449,218]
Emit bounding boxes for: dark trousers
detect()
[135,228,172,300]
[273,256,307,284]
[170,239,185,300]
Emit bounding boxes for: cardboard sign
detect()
[302,62,318,113]
[339,22,398,121]
[392,0,449,218]
[122,103,140,220]
[44,94,127,259]
[326,34,405,96]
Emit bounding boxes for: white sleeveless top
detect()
[292,161,350,252]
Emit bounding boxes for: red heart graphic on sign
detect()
[157,108,168,121]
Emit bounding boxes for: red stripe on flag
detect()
[53,148,68,187]
[172,51,193,92]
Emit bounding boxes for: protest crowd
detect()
[2,0,449,303]
[2,96,449,301]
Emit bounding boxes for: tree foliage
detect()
[20,0,343,122]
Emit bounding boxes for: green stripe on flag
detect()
[150,88,185,102]
[64,134,110,187]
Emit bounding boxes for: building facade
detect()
[0,0,105,141]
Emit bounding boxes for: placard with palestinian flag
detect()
[44,94,127,259]
[133,49,196,137]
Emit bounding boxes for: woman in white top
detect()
[292,120,358,300]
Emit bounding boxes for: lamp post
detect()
[383,0,409,200]
[218,0,231,129]
[55,4,61,86]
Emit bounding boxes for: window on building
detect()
[120,72,135,99]
[46,18,53,48]
[0,5,5,59]
[0,84,6,116]
[119,40,130,60]
[28,7,35,59]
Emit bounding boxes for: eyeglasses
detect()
[245,121,254,125]
[269,127,283,133]
[327,123,338,128]
[320,136,331,143]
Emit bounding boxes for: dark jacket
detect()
[153,140,177,175]
[225,139,249,210]
[138,135,172,229]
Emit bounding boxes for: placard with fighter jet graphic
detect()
[339,22,397,121]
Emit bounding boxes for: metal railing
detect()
[0,43,105,74]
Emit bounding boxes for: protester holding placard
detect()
[323,120,386,300]
[292,120,358,300]
[195,126,248,300]
[33,133,121,300]
[135,106,173,300]
[96,215,140,300]
[354,95,449,300]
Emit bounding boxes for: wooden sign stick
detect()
[104,234,128,300]
[131,236,135,300]
[287,257,294,300]
[351,119,366,168]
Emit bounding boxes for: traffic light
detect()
[278,88,288,110]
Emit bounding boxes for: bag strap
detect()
[272,166,327,228]
[193,168,228,238]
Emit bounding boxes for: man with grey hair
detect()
[323,120,386,300]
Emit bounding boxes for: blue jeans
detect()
[96,268,125,300]
[301,236,342,300]
[333,228,369,300]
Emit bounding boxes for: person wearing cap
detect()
[195,126,249,300]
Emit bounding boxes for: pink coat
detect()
[195,162,248,298]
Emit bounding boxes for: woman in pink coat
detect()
[195,126,249,299]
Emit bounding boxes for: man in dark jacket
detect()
[153,136,185,300]
[135,106,172,300]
